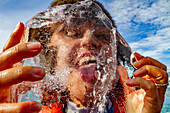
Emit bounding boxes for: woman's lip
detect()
[75,51,98,66]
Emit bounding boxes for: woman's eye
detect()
[97,34,109,41]
[66,30,82,38]
[59,28,65,33]
[67,31,78,37]
[59,28,81,38]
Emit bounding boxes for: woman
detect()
[0,0,168,113]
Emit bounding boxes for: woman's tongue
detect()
[77,63,97,82]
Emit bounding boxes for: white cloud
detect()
[106,0,141,30]
[129,27,170,58]
[105,0,170,68]
[106,0,170,30]
[134,0,170,26]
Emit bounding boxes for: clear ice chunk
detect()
[10,1,134,112]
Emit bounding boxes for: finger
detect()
[133,56,167,71]
[126,77,158,98]
[0,42,42,70]
[133,65,168,84]
[134,52,144,61]
[117,65,129,83]
[133,65,168,105]
[0,66,45,88]
[126,77,162,111]
[0,101,42,113]
[3,22,24,52]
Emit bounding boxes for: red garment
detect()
[39,103,63,113]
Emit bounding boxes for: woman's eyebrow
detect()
[49,23,65,33]
[95,25,111,32]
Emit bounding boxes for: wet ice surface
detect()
[11,1,133,112]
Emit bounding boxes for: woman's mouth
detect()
[78,55,96,66]
[75,51,98,67]
[76,52,98,82]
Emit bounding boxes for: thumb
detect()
[117,65,129,84]
[126,77,161,112]
[0,101,42,113]
[117,65,134,94]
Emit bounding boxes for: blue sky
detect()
[0,0,170,72]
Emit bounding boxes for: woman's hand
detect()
[118,52,168,113]
[0,22,46,113]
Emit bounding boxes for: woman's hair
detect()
[50,0,116,28]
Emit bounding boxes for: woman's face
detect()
[48,19,116,107]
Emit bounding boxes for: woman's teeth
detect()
[79,56,96,66]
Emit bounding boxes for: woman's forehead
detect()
[26,0,114,30]
[61,18,112,31]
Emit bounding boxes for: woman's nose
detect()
[80,29,100,49]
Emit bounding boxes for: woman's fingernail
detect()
[27,42,41,51]
[13,22,21,32]
[32,68,45,77]
[16,22,21,28]
[30,103,43,112]
[134,52,144,61]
